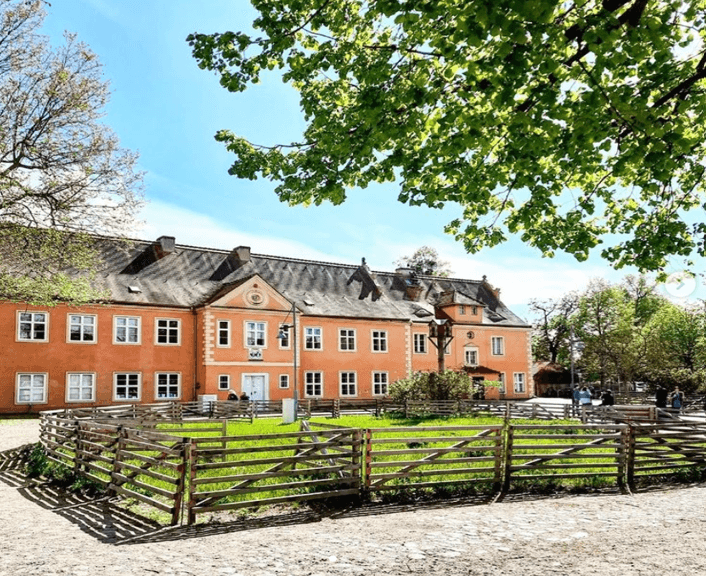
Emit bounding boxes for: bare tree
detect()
[395,246,452,277]
[0,0,143,304]
[529,293,579,365]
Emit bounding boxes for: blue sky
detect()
[39,1,704,320]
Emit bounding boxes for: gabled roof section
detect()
[80,235,530,327]
[436,289,485,308]
[205,274,292,312]
[346,258,383,301]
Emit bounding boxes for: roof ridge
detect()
[92,232,484,283]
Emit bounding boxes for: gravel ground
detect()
[2,419,706,576]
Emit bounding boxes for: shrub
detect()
[389,370,474,402]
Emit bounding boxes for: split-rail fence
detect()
[30,404,706,526]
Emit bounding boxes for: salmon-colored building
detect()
[1,235,533,413]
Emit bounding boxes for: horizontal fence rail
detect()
[629,422,706,484]
[503,424,627,492]
[364,425,503,492]
[40,414,189,525]
[186,422,362,525]
[34,405,706,526]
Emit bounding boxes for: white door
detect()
[242,374,268,401]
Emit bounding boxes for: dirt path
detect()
[2,420,705,576]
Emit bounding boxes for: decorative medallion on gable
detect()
[207,275,291,311]
[245,288,268,307]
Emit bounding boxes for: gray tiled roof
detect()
[94,237,529,327]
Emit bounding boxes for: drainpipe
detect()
[192,307,199,401]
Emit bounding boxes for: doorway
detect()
[242,374,268,401]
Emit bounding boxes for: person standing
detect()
[601,389,615,407]
[670,387,684,413]
[572,386,581,417]
[578,386,593,422]
[655,386,668,408]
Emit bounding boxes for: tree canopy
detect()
[0,0,143,305]
[531,275,706,393]
[189,0,706,272]
[395,245,452,276]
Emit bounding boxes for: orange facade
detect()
[1,236,533,413]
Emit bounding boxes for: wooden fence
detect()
[48,398,705,424]
[34,409,706,526]
[40,412,196,525]
[364,424,504,492]
[503,423,628,491]
[186,421,362,524]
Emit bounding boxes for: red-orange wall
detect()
[2,303,195,413]
[1,300,532,413]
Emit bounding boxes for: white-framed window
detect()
[156,372,181,399]
[68,314,96,343]
[304,371,323,397]
[114,316,141,344]
[513,373,526,393]
[67,373,95,402]
[114,372,141,400]
[279,374,290,389]
[217,320,230,347]
[278,325,291,349]
[17,311,48,342]
[459,305,466,315]
[305,327,322,350]
[472,306,478,315]
[491,336,505,356]
[372,372,389,396]
[498,372,506,394]
[413,333,427,354]
[245,321,266,347]
[339,328,356,351]
[340,372,357,396]
[218,374,230,390]
[16,373,47,404]
[372,330,388,352]
[156,318,180,345]
[464,346,479,367]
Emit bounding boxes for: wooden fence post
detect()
[617,425,628,493]
[73,420,82,474]
[108,426,126,498]
[501,422,514,494]
[352,429,362,495]
[364,428,373,493]
[493,427,503,493]
[187,441,198,526]
[172,437,190,526]
[625,424,636,491]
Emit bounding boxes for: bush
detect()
[389,370,474,402]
